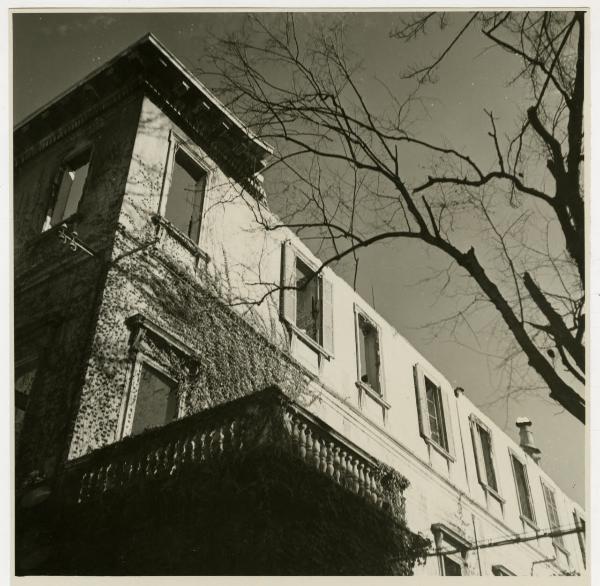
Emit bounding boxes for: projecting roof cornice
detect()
[14,33,273,178]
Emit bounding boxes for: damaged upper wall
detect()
[14,33,272,186]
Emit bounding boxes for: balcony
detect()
[26,387,429,575]
[63,387,407,513]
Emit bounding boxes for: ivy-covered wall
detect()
[68,231,310,459]
[14,92,143,481]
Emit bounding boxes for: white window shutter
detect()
[280,241,296,324]
[413,364,431,439]
[441,388,456,458]
[469,417,485,485]
[320,277,334,354]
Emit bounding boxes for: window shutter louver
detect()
[414,364,431,439]
[470,417,485,485]
[280,242,296,324]
[441,388,456,458]
[321,278,334,354]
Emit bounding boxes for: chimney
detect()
[516,417,541,463]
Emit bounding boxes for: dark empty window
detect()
[131,364,178,436]
[432,523,469,576]
[425,377,448,450]
[511,454,535,523]
[50,149,91,227]
[478,427,497,491]
[357,313,381,394]
[165,149,206,242]
[295,258,321,343]
[443,556,463,576]
[15,358,37,443]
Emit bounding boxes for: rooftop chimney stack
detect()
[516,417,541,463]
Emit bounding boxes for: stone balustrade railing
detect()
[63,387,407,518]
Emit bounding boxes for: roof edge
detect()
[14,32,273,157]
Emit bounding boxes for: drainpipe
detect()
[471,514,483,576]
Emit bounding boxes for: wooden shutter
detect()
[470,417,485,485]
[280,241,296,324]
[320,277,334,354]
[441,388,456,458]
[413,364,431,439]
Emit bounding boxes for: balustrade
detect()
[67,389,405,517]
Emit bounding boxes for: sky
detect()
[11,10,585,506]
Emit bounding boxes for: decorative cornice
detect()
[15,82,143,168]
[14,34,272,179]
[125,312,199,359]
[431,522,472,550]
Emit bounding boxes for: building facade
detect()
[13,34,586,576]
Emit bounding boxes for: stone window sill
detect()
[286,321,332,360]
[355,380,390,410]
[152,214,210,264]
[520,514,539,531]
[423,435,456,463]
[480,482,506,504]
[33,212,82,245]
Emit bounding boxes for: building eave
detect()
[14,33,273,176]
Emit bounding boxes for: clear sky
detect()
[11,10,585,506]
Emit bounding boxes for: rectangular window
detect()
[425,377,448,451]
[414,364,455,459]
[130,364,179,436]
[542,482,564,548]
[280,242,334,355]
[15,358,37,443]
[471,417,498,492]
[431,523,469,576]
[49,149,91,227]
[295,257,321,343]
[356,313,381,395]
[573,511,585,567]
[511,454,535,523]
[443,556,462,576]
[165,149,206,243]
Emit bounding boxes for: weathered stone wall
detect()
[14,91,143,480]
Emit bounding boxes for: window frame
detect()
[541,480,570,568]
[431,523,471,576]
[425,376,448,451]
[159,130,211,247]
[509,449,537,527]
[119,314,198,440]
[14,355,38,445]
[119,353,182,439]
[413,363,456,461]
[469,414,502,500]
[43,145,93,231]
[354,306,383,399]
[294,255,323,346]
[280,241,334,360]
[129,359,180,438]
